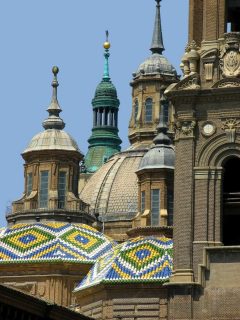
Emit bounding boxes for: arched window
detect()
[163,103,169,124]
[58,171,66,209]
[26,172,33,196]
[39,171,49,208]
[141,191,145,213]
[151,189,160,226]
[134,99,138,124]
[145,98,153,123]
[222,157,240,245]
[226,0,240,32]
[167,190,174,226]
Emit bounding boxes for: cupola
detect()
[84,32,122,173]
[128,0,179,148]
[8,67,94,226]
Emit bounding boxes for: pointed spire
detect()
[103,30,111,81]
[153,95,171,145]
[42,66,65,130]
[150,0,165,54]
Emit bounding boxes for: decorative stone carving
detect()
[181,41,200,77]
[220,33,240,78]
[38,282,46,297]
[218,81,240,88]
[201,49,218,82]
[221,118,240,142]
[201,121,216,137]
[187,41,200,74]
[175,120,196,138]
[213,77,240,88]
[178,77,200,90]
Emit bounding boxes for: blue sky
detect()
[0,0,188,226]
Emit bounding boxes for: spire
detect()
[85,32,122,173]
[42,66,65,130]
[103,30,111,81]
[153,95,171,145]
[150,0,165,54]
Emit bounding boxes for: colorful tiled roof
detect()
[0,223,115,263]
[74,236,173,292]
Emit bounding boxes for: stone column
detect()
[170,120,196,284]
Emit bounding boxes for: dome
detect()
[135,53,177,77]
[94,80,117,98]
[92,79,119,109]
[138,144,175,171]
[0,223,115,263]
[74,236,173,291]
[23,129,80,154]
[80,148,148,221]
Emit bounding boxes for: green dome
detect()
[92,79,119,109]
[95,80,117,98]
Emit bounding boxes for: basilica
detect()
[1,1,240,319]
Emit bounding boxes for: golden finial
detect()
[103,30,111,49]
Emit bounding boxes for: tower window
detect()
[167,190,174,226]
[39,171,49,208]
[134,99,139,124]
[151,189,160,226]
[226,0,240,32]
[145,98,153,123]
[26,173,33,196]
[163,103,169,124]
[141,191,145,213]
[58,171,66,209]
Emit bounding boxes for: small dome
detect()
[92,80,120,109]
[138,144,175,171]
[0,223,115,263]
[135,53,177,77]
[94,80,117,99]
[74,236,173,291]
[23,129,80,154]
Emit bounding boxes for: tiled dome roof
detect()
[74,236,173,291]
[0,223,115,263]
[80,148,148,222]
[134,53,177,78]
[23,129,80,154]
[138,144,175,170]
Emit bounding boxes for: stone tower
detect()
[133,97,174,233]
[128,0,178,148]
[166,0,240,319]
[84,33,122,173]
[9,67,94,226]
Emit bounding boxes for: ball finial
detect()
[52,66,59,76]
[103,41,111,49]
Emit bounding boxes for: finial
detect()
[103,30,111,49]
[153,94,171,145]
[42,66,65,130]
[103,30,111,81]
[150,0,165,54]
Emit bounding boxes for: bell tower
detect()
[167,0,240,319]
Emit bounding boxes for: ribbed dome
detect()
[80,148,148,221]
[138,144,175,171]
[0,223,115,263]
[95,80,117,98]
[135,53,177,77]
[23,129,80,154]
[92,79,119,109]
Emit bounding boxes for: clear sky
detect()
[0,0,188,226]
